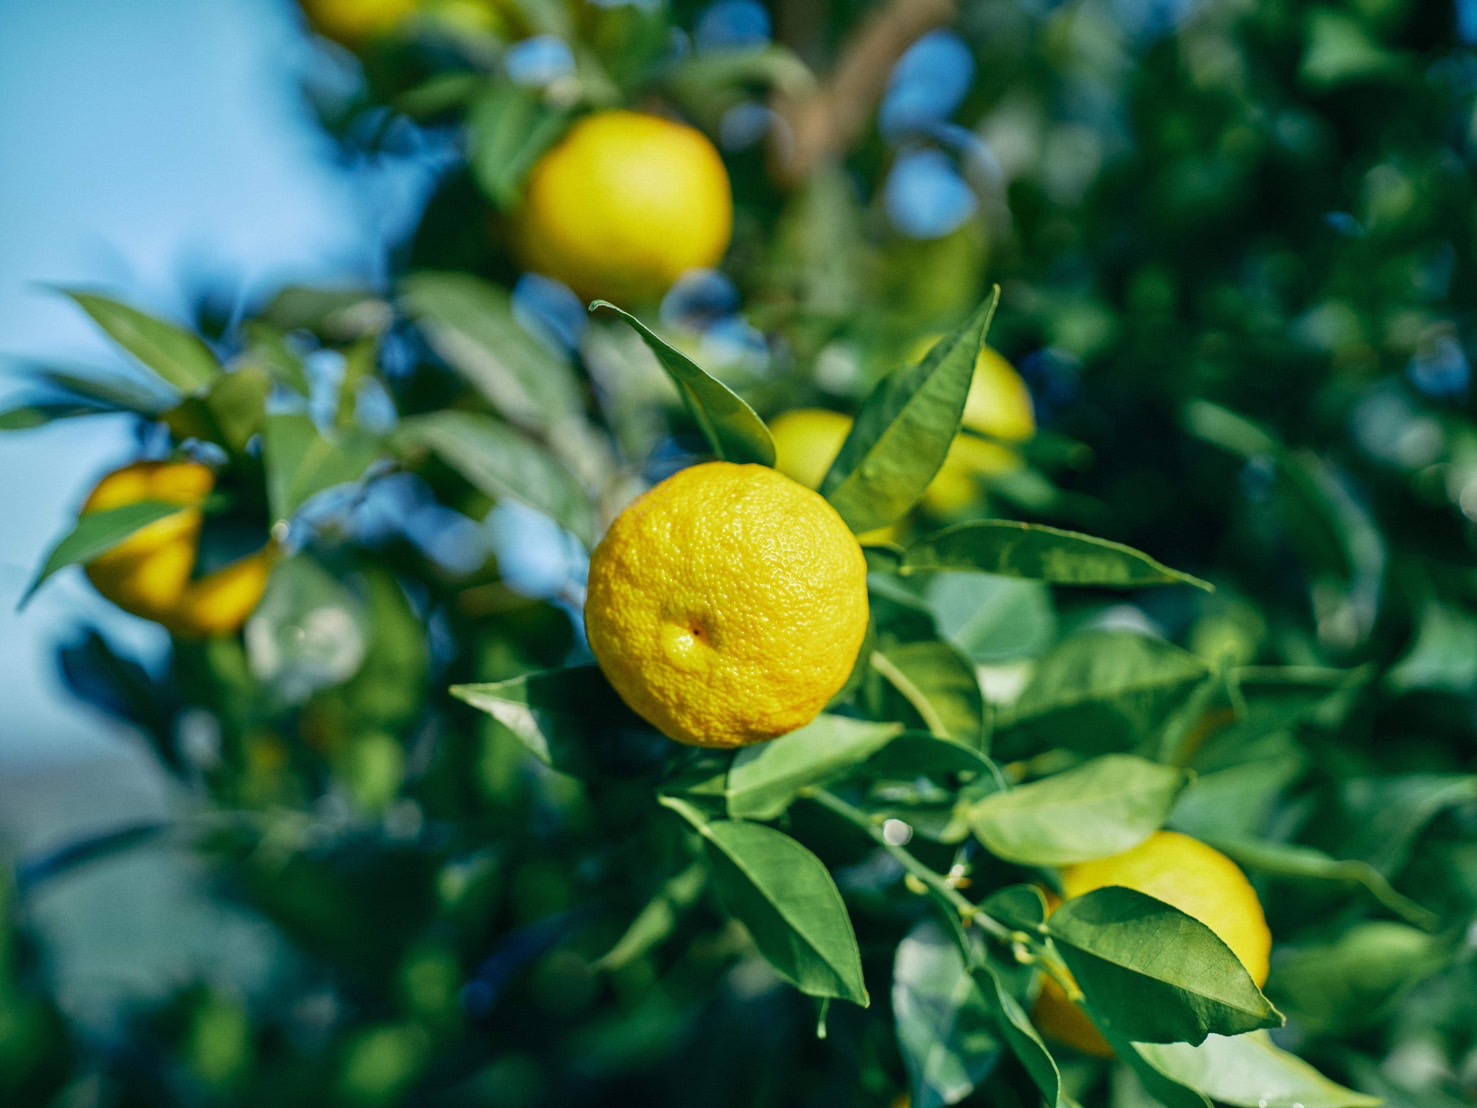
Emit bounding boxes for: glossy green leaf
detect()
[452,666,661,780]
[725,715,902,820]
[892,919,1000,1108]
[870,641,986,749]
[402,272,582,429]
[65,291,221,393]
[994,631,1211,757]
[668,810,867,1006]
[1132,1032,1381,1107]
[820,290,999,533]
[901,521,1211,591]
[467,83,572,209]
[24,500,184,603]
[393,411,594,547]
[1047,887,1282,1045]
[590,302,775,466]
[969,755,1188,866]
[262,413,381,525]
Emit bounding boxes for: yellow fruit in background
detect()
[584,462,869,748]
[769,409,898,544]
[770,408,853,492]
[300,0,419,43]
[82,461,274,638]
[909,341,1037,517]
[1033,831,1272,1057]
[514,111,733,305]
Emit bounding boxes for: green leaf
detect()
[1047,887,1282,1045]
[24,501,185,603]
[393,411,594,547]
[969,755,1188,867]
[201,365,273,452]
[36,365,179,413]
[1273,922,1452,1035]
[927,574,1057,663]
[870,641,987,749]
[0,402,111,431]
[725,715,901,820]
[590,302,775,467]
[892,919,1001,1108]
[853,732,1003,788]
[241,323,311,395]
[594,862,708,973]
[401,272,582,430]
[1202,837,1437,931]
[820,291,998,533]
[262,413,382,525]
[973,957,1079,1108]
[1132,1032,1382,1107]
[466,84,572,209]
[901,521,1211,591]
[452,667,660,780]
[681,815,869,1006]
[994,631,1211,757]
[1106,1028,1213,1108]
[65,291,221,394]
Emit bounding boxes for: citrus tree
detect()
[4,1,1474,1106]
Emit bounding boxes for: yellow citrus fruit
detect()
[301,0,419,43]
[1033,831,1272,1057]
[514,111,733,305]
[83,461,274,638]
[584,462,869,748]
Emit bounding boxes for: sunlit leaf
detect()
[24,500,185,603]
[262,413,381,525]
[1048,887,1282,1045]
[821,291,999,533]
[901,520,1211,591]
[65,291,221,394]
[724,715,901,820]
[591,302,775,466]
[1133,1032,1381,1107]
[970,755,1188,866]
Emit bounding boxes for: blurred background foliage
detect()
[2,0,1476,1105]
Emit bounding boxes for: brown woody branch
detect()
[770,0,958,187]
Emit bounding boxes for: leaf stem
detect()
[810,788,1011,941]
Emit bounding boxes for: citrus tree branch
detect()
[770,0,958,186]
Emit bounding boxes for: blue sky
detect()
[0,0,428,763]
